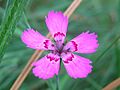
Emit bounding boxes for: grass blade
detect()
[0,0,29,61]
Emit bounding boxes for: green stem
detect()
[56,75,59,90]
[115,41,120,77]
[23,12,31,28]
[55,58,62,90]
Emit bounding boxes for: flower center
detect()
[51,41,68,56]
[50,32,70,56]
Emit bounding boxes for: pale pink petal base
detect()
[45,11,68,43]
[32,53,60,79]
[21,29,54,50]
[64,31,99,54]
[62,53,92,78]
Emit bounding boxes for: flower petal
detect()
[21,29,54,50]
[61,53,92,78]
[45,11,68,43]
[64,31,99,54]
[32,53,60,79]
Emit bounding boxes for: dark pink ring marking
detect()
[46,55,59,62]
[43,40,49,49]
[71,41,78,51]
[54,32,65,37]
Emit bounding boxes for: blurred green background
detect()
[0,0,120,90]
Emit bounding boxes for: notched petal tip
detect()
[64,31,99,54]
[21,29,55,50]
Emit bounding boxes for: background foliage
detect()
[0,0,120,90]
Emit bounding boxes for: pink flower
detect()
[21,11,99,79]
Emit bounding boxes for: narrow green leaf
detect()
[115,41,120,77]
[0,0,29,61]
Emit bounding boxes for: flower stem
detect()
[23,12,31,29]
[56,75,59,90]
[55,58,62,90]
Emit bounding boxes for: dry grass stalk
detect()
[102,78,120,90]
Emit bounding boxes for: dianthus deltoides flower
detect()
[21,11,99,79]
